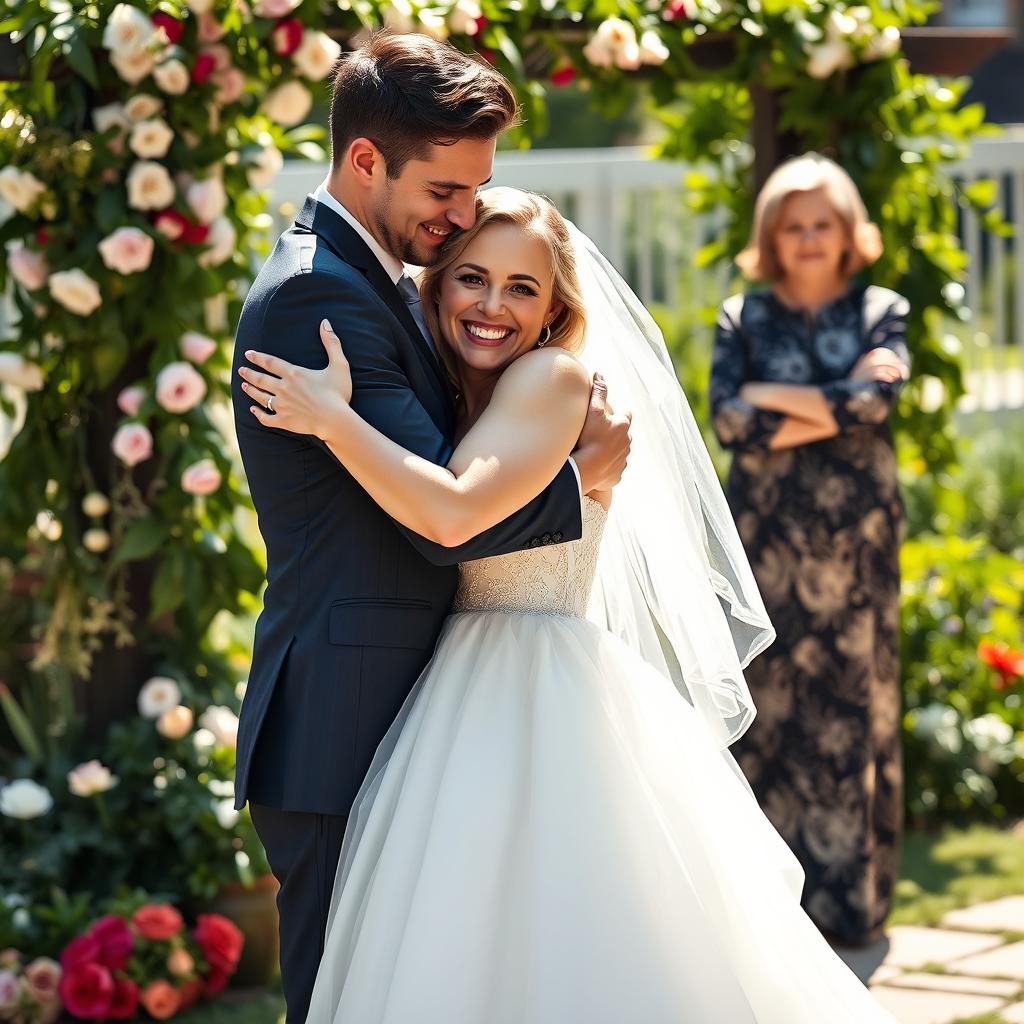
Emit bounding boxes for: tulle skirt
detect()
[304,610,895,1024]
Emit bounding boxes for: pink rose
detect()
[60,933,100,972]
[0,970,18,1015]
[253,0,300,15]
[181,458,222,495]
[88,916,133,971]
[98,227,155,275]
[214,67,246,105]
[8,246,49,290]
[111,422,154,466]
[59,963,114,1020]
[23,957,62,1003]
[197,12,225,42]
[117,384,146,416]
[155,361,207,414]
[180,331,218,364]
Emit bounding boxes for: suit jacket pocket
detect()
[328,598,436,650]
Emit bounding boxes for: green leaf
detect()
[115,516,170,563]
[63,32,98,89]
[0,683,43,764]
[150,549,186,620]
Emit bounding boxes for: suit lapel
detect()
[294,197,456,423]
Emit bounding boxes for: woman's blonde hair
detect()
[419,186,586,384]
[736,153,883,281]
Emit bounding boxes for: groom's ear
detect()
[347,138,385,187]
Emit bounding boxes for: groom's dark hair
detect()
[329,32,520,177]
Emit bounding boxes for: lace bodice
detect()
[453,497,608,618]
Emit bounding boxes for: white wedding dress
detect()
[304,496,896,1024]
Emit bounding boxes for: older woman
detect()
[710,153,910,947]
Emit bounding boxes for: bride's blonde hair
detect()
[419,187,587,384]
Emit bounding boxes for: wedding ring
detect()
[267,395,275,413]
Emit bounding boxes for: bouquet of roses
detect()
[56,902,243,1021]
[0,949,62,1024]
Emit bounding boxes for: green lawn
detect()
[176,825,1024,1024]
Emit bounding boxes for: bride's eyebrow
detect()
[455,263,540,287]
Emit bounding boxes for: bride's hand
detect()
[241,318,352,439]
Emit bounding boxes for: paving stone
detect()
[1000,1001,1024,1023]
[942,896,1024,934]
[885,971,1021,997]
[869,986,1005,1024]
[948,940,1024,980]
[870,965,904,985]
[882,926,1005,968]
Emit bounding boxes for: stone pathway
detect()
[835,898,1024,1023]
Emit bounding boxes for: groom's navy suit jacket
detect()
[232,196,583,816]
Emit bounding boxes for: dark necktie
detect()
[396,274,438,362]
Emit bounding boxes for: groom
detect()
[231,32,631,1023]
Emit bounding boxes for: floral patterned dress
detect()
[709,284,910,946]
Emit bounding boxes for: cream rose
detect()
[253,0,301,15]
[155,360,207,413]
[103,3,157,54]
[127,160,176,210]
[198,705,239,749]
[157,705,194,739]
[68,760,119,797]
[82,492,111,518]
[98,226,155,274]
[23,959,62,1007]
[111,422,154,466]
[49,269,102,316]
[154,59,190,95]
[0,779,53,820]
[583,18,640,70]
[138,676,182,718]
[261,80,313,127]
[181,458,222,495]
[0,167,47,213]
[214,67,246,105]
[83,528,111,553]
[186,176,227,224]
[292,30,342,80]
[0,353,44,392]
[93,101,131,134]
[129,117,174,159]
[111,47,158,86]
[247,145,283,188]
[638,28,670,65]
[124,93,164,121]
[8,246,49,291]
[198,217,236,267]
[447,0,481,35]
[180,331,218,364]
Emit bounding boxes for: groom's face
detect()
[369,137,497,267]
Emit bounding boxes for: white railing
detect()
[267,136,1024,413]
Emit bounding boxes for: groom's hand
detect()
[572,373,632,494]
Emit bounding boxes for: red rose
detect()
[179,977,204,1009]
[204,967,230,997]
[89,915,134,971]
[662,0,696,21]
[152,12,185,45]
[132,904,184,942]
[979,640,1024,688]
[108,977,140,1020]
[194,914,244,974]
[192,52,217,84]
[551,64,576,87]
[271,18,304,56]
[58,963,114,1020]
[35,228,51,247]
[60,933,101,972]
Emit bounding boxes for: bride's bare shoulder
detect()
[493,347,590,403]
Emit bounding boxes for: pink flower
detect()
[88,917,133,971]
[59,963,114,1020]
[253,0,301,15]
[0,970,18,1015]
[108,977,139,1020]
[197,12,225,42]
[192,52,217,84]
[98,227,155,275]
[23,958,62,1003]
[117,384,146,416]
[551,64,576,87]
[181,458,222,496]
[214,66,246,105]
[151,12,184,45]
[155,361,207,414]
[111,423,154,466]
[60,933,100,972]
[167,947,195,977]
[180,331,218,364]
[8,245,49,290]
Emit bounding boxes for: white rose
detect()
[157,705,194,739]
[253,0,301,15]
[138,676,182,718]
[83,528,111,553]
[49,269,102,316]
[102,4,157,54]
[129,117,174,159]
[111,422,154,466]
[198,705,239,749]
[67,760,119,797]
[417,9,449,40]
[291,30,342,81]
[8,246,49,291]
[93,101,131,134]
[214,798,239,829]
[0,168,46,213]
[153,59,190,95]
[447,0,481,35]
[98,226,155,275]
[126,160,176,210]
[111,47,158,85]
[155,360,207,413]
[247,145,283,188]
[806,39,854,79]
[638,28,670,65]
[124,93,163,121]
[380,0,416,33]
[261,80,313,127]
[82,492,111,518]
[0,779,53,820]
[35,510,62,542]
[198,217,236,267]
[0,353,44,392]
[863,25,901,61]
[186,176,227,224]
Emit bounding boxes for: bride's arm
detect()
[243,331,590,548]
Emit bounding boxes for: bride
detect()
[238,186,897,1023]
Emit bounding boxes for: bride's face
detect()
[437,221,563,377]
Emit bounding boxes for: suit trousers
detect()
[250,804,348,1024]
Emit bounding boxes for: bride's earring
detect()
[537,324,552,348]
